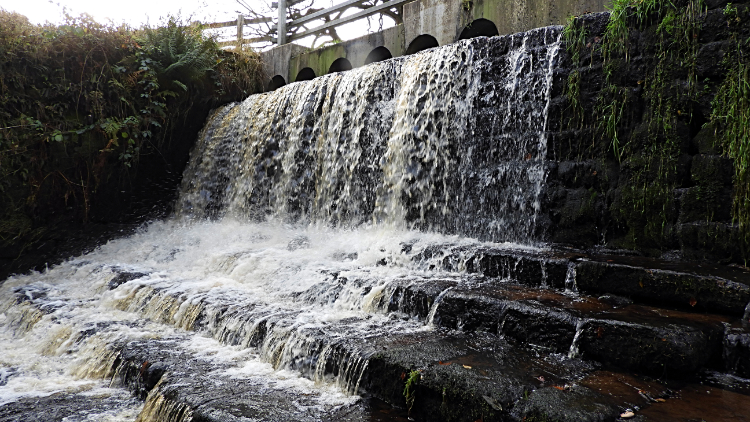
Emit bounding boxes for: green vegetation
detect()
[564,0,706,251]
[613,0,704,251]
[711,3,750,256]
[0,10,263,254]
[562,15,587,130]
[403,370,420,415]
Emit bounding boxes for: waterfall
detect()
[0,27,565,419]
[176,27,562,244]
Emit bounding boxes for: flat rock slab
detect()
[112,337,377,422]
[575,260,750,316]
[411,243,750,316]
[0,389,143,422]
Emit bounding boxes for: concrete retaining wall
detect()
[260,0,608,87]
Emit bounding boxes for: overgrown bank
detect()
[0,11,264,278]
[549,0,750,264]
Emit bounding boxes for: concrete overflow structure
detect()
[259,0,608,90]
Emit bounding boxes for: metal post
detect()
[236,14,244,51]
[277,0,287,45]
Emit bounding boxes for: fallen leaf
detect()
[620,411,635,418]
[553,385,565,390]
[639,281,644,288]
[597,327,604,338]
[438,361,452,365]
[140,360,149,376]
[400,372,406,380]
[689,297,697,307]
[655,398,666,403]
[462,365,472,369]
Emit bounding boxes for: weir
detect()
[180,28,561,243]
[2,10,750,422]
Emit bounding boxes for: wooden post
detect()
[236,14,244,51]
[277,0,287,45]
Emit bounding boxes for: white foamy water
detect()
[0,218,536,419]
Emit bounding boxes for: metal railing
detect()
[206,0,409,50]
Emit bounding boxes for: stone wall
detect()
[544,0,749,263]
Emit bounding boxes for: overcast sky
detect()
[1,0,393,48]
[3,0,244,27]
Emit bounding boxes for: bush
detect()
[0,10,263,252]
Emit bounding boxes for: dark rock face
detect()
[575,261,750,315]
[107,271,149,290]
[544,3,750,264]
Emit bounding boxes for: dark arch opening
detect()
[295,67,316,82]
[328,57,353,73]
[458,18,499,40]
[364,46,393,64]
[267,75,286,91]
[405,34,439,55]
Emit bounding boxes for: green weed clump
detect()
[403,370,420,416]
[576,0,705,251]
[0,10,263,252]
[711,4,750,256]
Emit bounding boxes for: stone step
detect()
[107,329,750,422]
[110,337,374,422]
[412,244,750,316]
[5,267,750,422]
[378,277,745,378]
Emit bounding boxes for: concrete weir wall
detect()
[259,0,607,87]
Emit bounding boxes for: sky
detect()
[2,0,244,27]
[0,0,394,48]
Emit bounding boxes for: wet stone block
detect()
[432,292,505,333]
[108,271,149,290]
[500,302,579,352]
[678,185,732,223]
[697,41,733,79]
[575,261,750,315]
[724,328,750,378]
[380,278,457,318]
[361,332,585,422]
[677,221,743,264]
[579,318,723,376]
[511,385,620,422]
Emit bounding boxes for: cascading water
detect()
[0,27,566,421]
[177,28,561,242]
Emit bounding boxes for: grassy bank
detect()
[0,10,264,275]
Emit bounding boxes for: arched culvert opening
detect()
[458,18,499,40]
[405,34,439,55]
[364,46,393,64]
[328,57,353,73]
[295,67,316,82]
[267,75,286,91]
